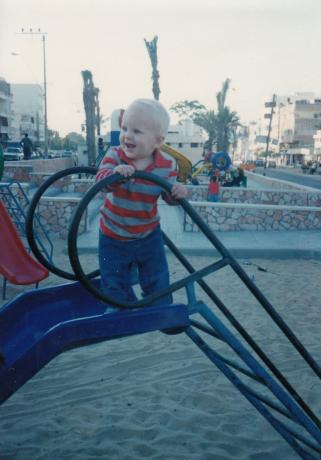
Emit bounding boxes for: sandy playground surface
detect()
[1,240,321,460]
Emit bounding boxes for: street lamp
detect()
[19,28,48,158]
[263,94,276,176]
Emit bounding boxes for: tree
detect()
[144,36,161,101]
[215,79,240,152]
[47,129,63,150]
[170,100,207,119]
[81,70,97,166]
[63,132,85,151]
[170,78,240,153]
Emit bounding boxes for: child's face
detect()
[120,105,163,161]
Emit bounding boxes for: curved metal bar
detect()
[68,171,230,308]
[68,167,321,372]
[25,166,99,280]
[68,169,321,380]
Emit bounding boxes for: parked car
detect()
[241,160,256,172]
[62,150,73,157]
[31,150,42,159]
[3,147,23,161]
[268,160,276,168]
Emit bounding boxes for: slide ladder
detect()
[0,181,53,261]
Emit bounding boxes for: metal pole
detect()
[42,34,48,158]
[263,94,276,176]
[18,29,48,158]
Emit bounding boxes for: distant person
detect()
[223,167,244,187]
[97,137,106,167]
[203,150,213,163]
[98,137,105,155]
[20,134,33,160]
[207,171,220,202]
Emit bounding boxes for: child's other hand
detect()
[114,165,135,177]
[171,182,188,199]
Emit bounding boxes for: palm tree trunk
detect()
[144,36,161,101]
[81,70,97,166]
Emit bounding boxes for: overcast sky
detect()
[0,0,320,136]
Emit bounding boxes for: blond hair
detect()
[126,99,170,138]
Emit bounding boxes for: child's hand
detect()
[114,165,135,177]
[171,182,188,199]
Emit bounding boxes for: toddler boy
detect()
[95,98,187,309]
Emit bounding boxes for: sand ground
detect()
[1,240,321,460]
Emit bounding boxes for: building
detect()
[234,125,250,163]
[241,93,321,165]
[313,130,321,159]
[10,84,44,143]
[240,120,278,163]
[276,93,321,164]
[165,119,205,164]
[0,77,13,144]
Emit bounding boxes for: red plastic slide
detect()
[0,199,49,285]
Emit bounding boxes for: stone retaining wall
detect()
[184,202,321,232]
[3,157,75,183]
[29,173,93,189]
[187,185,321,206]
[38,196,88,238]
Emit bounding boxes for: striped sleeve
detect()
[95,148,121,190]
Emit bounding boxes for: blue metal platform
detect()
[0,281,189,405]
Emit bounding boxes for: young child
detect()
[207,171,220,202]
[95,98,187,309]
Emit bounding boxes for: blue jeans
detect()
[99,226,172,308]
[208,194,219,202]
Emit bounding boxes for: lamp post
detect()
[263,94,276,176]
[19,28,48,158]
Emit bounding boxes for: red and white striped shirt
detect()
[96,147,178,239]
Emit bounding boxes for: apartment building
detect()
[10,83,44,143]
[277,93,321,163]
[165,119,205,164]
[241,93,321,165]
[0,78,13,143]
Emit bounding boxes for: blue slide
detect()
[0,281,189,406]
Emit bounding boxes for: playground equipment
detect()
[0,144,4,181]
[1,167,321,459]
[211,151,232,171]
[0,200,49,299]
[190,159,212,181]
[0,180,53,298]
[190,152,232,184]
[160,143,192,183]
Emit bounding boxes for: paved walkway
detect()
[77,202,321,260]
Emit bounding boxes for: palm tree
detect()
[170,78,240,153]
[193,110,217,150]
[144,36,160,101]
[81,70,97,166]
[215,78,240,152]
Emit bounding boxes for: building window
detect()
[190,143,199,148]
[178,143,182,148]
